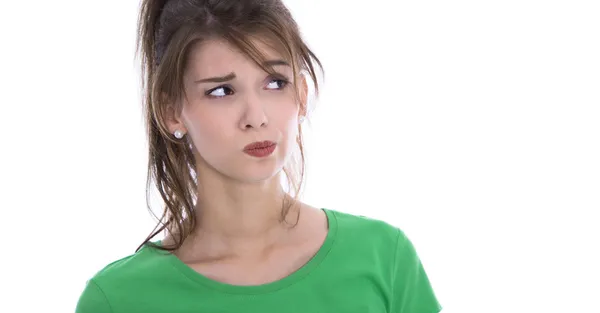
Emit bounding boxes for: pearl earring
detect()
[299,116,305,123]
[174,130,184,139]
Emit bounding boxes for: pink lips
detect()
[243,141,276,157]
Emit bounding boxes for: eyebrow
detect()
[263,59,290,67]
[194,59,290,84]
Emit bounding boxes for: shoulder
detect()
[91,243,163,284]
[329,209,423,264]
[75,243,168,312]
[325,208,406,260]
[327,208,402,243]
[325,209,442,312]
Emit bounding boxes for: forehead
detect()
[186,38,286,75]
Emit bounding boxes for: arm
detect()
[75,279,113,313]
[390,229,442,313]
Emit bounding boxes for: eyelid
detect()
[266,76,290,90]
[205,84,232,96]
[269,73,291,81]
[204,76,289,97]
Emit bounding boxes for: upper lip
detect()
[244,140,276,151]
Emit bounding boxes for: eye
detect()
[265,77,289,90]
[206,86,234,98]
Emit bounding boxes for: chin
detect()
[204,148,292,184]
[234,162,286,184]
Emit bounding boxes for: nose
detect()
[239,91,268,130]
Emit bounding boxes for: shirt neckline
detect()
[147,208,338,295]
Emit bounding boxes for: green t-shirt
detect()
[76,208,442,313]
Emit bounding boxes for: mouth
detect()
[243,141,277,157]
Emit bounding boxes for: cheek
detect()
[270,97,299,128]
[285,106,301,138]
[272,107,300,151]
[185,107,234,151]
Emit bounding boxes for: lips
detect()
[243,141,277,158]
[244,140,276,151]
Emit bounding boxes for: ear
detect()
[298,74,309,119]
[163,94,187,136]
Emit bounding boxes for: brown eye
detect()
[265,78,289,90]
[206,86,234,98]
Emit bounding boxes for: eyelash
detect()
[205,77,290,99]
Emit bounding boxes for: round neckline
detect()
[147,208,338,295]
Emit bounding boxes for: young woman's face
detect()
[169,38,305,183]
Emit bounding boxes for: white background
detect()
[1,0,599,312]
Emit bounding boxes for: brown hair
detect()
[134,0,323,252]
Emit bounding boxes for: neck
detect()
[179,171,300,258]
[195,177,295,237]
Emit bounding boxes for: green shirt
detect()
[76,208,442,313]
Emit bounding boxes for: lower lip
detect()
[244,144,276,157]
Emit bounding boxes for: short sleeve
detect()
[391,229,442,313]
[75,279,113,313]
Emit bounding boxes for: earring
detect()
[299,116,305,124]
[174,130,184,139]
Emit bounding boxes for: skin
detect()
[162,38,328,285]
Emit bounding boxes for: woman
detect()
[76,0,442,312]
